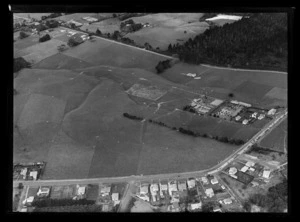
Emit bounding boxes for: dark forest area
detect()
[168,13,287,71]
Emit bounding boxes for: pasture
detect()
[14,13,51,21]
[80,17,120,34]
[124,13,209,50]
[62,37,169,72]
[259,119,287,152]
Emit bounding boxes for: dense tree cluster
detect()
[33,204,102,212]
[246,143,284,155]
[45,20,59,28]
[31,198,95,208]
[155,59,172,74]
[169,13,287,71]
[14,57,31,73]
[19,31,29,39]
[183,105,196,113]
[123,113,144,121]
[41,13,62,20]
[39,34,51,42]
[118,13,141,21]
[243,179,287,212]
[67,37,81,47]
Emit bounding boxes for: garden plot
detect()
[126,83,167,101]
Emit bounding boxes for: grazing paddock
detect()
[232,127,259,142]
[43,130,95,179]
[211,121,242,139]
[125,13,209,50]
[54,13,101,23]
[233,81,274,101]
[259,119,287,152]
[14,13,51,21]
[18,94,66,129]
[264,87,287,101]
[17,39,65,64]
[14,35,40,56]
[62,37,168,72]
[136,124,238,175]
[33,53,93,70]
[80,18,120,34]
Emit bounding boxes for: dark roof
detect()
[70,33,84,43]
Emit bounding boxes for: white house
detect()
[187,178,196,189]
[240,166,249,173]
[211,177,219,185]
[229,167,237,175]
[205,188,214,198]
[190,202,202,210]
[262,169,271,179]
[223,198,232,205]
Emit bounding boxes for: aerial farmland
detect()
[13,11,288,213]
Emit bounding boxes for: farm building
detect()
[251,112,258,118]
[210,99,223,106]
[258,114,265,120]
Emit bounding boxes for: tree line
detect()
[167,13,287,71]
[33,204,102,212]
[246,143,285,155]
[31,198,95,208]
[123,113,245,145]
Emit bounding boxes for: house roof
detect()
[241,166,249,172]
[29,171,38,180]
[263,169,271,179]
[187,179,196,188]
[246,161,255,167]
[112,193,119,201]
[70,33,84,43]
[229,167,237,175]
[211,178,218,184]
[191,202,202,210]
[223,198,232,204]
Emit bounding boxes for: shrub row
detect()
[31,198,95,208]
[123,113,245,145]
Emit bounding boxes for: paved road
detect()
[13,109,287,188]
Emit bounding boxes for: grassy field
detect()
[13,24,287,179]
[259,119,287,152]
[162,62,287,109]
[14,13,51,20]
[80,17,120,34]
[124,13,209,50]
[62,37,169,73]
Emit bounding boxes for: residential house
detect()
[240,166,249,173]
[37,186,50,197]
[205,188,214,198]
[178,181,187,191]
[168,180,178,196]
[229,167,237,175]
[190,202,202,211]
[187,178,196,189]
[223,198,232,205]
[211,177,218,185]
[262,169,271,179]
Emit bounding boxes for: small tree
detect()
[113,13,117,18]
[19,31,29,39]
[67,38,80,47]
[18,183,24,189]
[228,93,234,98]
[39,34,51,42]
[14,57,31,73]
[96,28,101,35]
